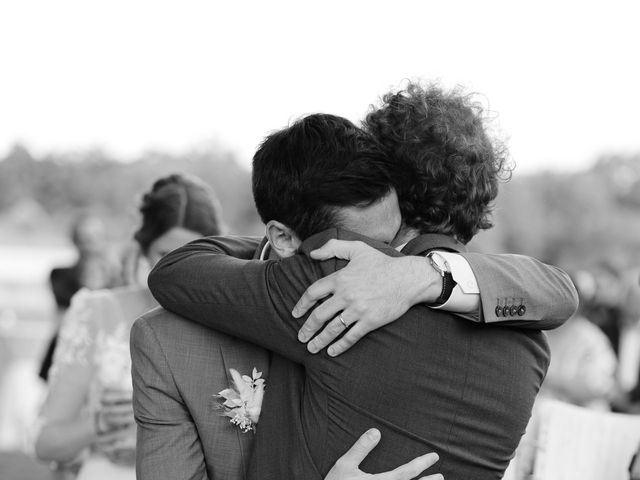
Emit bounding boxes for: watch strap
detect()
[435,271,456,305]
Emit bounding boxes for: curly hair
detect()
[363,82,511,244]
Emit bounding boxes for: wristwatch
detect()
[427,252,456,305]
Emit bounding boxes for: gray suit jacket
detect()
[131,237,270,480]
[147,229,578,480]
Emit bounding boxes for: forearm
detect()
[385,254,480,317]
[150,246,311,362]
[35,416,96,463]
[149,236,271,321]
[400,256,442,305]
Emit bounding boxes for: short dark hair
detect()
[252,114,394,240]
[364,82,511,244]
[134,173,223,253]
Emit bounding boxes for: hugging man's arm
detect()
[148,234,340,364]
[293,239,578,355]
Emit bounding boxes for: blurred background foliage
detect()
[0,143,263,246]
[1,142,639,270]
[472,153,640,271]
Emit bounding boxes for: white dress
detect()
[37,285,157,480]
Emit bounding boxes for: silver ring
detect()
[338,313,347,328]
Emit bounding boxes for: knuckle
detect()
[299,324,312,336]
[312,306,329,324]
[333,457,349,470]
[303,315,317,329]
[353,301,367,314]
[305,286,319,299]
[329,322,342,335]
[344,291,357,303]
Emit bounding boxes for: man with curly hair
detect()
[295,83,555,354]
[143,85,577,480]
[366,82,507,244]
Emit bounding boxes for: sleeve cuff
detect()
[429,252,480,315]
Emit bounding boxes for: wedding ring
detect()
[338,313,347,328]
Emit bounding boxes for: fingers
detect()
[338,428,381,467]
[95,425,136,446]
[326,323,368,357]
[309,239,362,261]
[100,394,135,429]
[299,296,345,345]
[101,388,133,405]
[102,401,134,414]
[102,409,135,429]
[386,453,439,479]
[293,274,337,319]
[307,313,352,354]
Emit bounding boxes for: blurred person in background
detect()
[631,442,640,480]
[39,214,123,382]
[613,270,640,413]
[539,269,618,410]
[583,261,625,355]
[32,174,224,480]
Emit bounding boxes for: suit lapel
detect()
[221,238,269,479]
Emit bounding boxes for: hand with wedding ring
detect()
[293,240,441,357]
[324,428,442,480]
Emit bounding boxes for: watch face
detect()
[429,252,450,274]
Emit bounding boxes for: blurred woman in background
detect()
[40,213,124,382]
[539,270,618,410]
[32,174,224,480]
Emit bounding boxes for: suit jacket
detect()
[131,237,270,480]
[148,229,576,479]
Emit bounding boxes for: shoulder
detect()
[298,228,397,256]
[69,287,116,309]
[69,287,146,327]
[132,306,221,347]
[62,288,109,329]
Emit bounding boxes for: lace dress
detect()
[36,285,156,480]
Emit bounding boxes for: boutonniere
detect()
[215,367,265,433]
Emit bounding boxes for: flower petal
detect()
[230,369,252,398]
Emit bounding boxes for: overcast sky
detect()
[1,0,638,173]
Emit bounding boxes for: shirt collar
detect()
[259,241,270,260]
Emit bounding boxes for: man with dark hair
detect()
[250,114,403,252]
[136,98,577,480]
[252,114,399,242]
[132,114,438,480]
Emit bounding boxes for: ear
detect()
[265,220,302,258]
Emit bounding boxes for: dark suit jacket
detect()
[148,230,565,479]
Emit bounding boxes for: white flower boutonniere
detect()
[215,367,265,433]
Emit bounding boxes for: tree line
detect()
[1,144,639,270]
